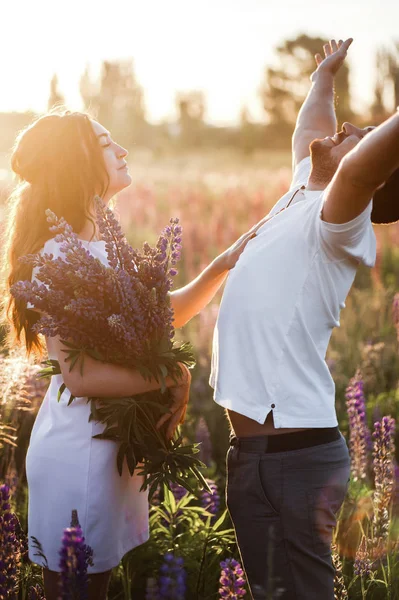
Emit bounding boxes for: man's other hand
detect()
[313,38,353,80]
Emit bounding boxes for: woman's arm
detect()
[170,226,258,328]
[170,258,228,329]
[51,334,189,399]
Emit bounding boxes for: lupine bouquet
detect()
[11,197,209,499]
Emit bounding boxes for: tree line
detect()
[2,34,399,155]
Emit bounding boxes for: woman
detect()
[0,110,262,599]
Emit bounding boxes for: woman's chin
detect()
[111,174,132,195]
[120,172,132,188]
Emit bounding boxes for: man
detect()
[209,38,399,599]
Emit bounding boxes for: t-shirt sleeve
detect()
[317,196,376,266]
[289,156,311,190]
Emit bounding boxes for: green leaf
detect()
[57,383,66,403]
[126,446,137,476]
[67,394,76,406]
[69,353,80,372]
[117,443,127,476]
[86,348,105,362]
[148,480,160,502]
[211,509,229,532]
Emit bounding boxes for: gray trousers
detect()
[226,433,351,600]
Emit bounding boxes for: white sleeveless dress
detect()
[26,237,149,573]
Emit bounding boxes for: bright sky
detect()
[0,0,397,125]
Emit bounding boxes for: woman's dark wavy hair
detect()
[0,109,110,358]
[372,167,399,225]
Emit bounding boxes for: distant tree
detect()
[80,65,100,116]
[370,43,399,125]
[80,59,147,147]
[371,49,390,124]
[175,90,206,147]
[259,34,354,131]
[239,105,256,153]
[48,74,65,111]
[387,42,399,110]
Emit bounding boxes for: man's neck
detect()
[306,178,327,192]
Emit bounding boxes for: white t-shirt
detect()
[209,157,376,428]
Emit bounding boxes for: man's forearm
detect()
[344,112,399,189]
[294,71,336,137]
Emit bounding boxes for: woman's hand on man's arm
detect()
[170,227,257,328]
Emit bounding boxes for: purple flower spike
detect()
[354,535,373,578]
[372,416,396,542]
[58,513,94,600]
[219,558,247,598]
[158,552,187,599]
[345,371,371,481]
[0,483,23,598]
[201,479,220,522]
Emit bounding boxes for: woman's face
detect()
[91,120,131,200]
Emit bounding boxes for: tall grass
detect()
[1,157,399,598]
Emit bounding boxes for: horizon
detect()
[0,0,398,126]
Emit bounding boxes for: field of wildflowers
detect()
[1,154,399,598]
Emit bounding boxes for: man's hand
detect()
[292,37,353,169]
[156,363,192,439]
[312,38,353,80]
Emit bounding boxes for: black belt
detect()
[229,427,340,454]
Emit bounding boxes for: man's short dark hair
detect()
[371,168,399,224]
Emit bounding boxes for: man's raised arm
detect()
[322,111,399,224]
[292,38,353,170]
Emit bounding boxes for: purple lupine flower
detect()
[372,416,396,544]
[393,462,399,513]
[201,479,220,521]
[58,514,94,600]
[0,484,22,598]
[158,552,186,599]
[195,417,212,466]
[353,535,373,578]
[219,558,247,598]
[345,371,371,481]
